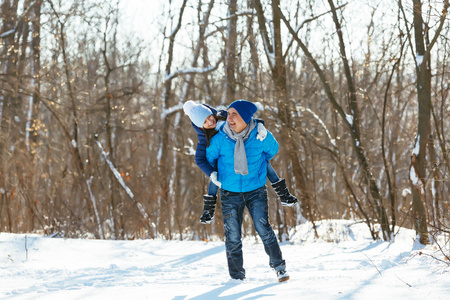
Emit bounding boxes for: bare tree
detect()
[158,0,189,238]
[253,0,318,239]
[400,0,449,244]
[222,0,237,103]
[0,0,448,242]
[0,0,20,233]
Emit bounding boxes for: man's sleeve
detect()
[262,130,279,161]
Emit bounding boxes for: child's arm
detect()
[206,135,220,169]
[262,129,279,161]
[192,122,216,176]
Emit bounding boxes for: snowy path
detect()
[1,221,449,299]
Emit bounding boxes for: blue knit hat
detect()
[183,100,213,128]
[228,100,257,124]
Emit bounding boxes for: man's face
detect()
[227,108,247,133]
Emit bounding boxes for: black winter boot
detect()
[272,178,298,207]
[200,195,217,224]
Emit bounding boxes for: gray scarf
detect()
[222,119,256,175]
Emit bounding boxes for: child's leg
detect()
[268,162,298,207]
[267,162,280,183]
[207,180,219,196]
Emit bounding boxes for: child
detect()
[183,100,297,224]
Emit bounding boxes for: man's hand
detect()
[210,171,222,188]
[257,122,267,141]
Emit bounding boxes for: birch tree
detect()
[25,0,41,150]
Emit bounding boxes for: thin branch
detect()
[420,0,449,73]
[283,3,348,58]
[165,56,224,82]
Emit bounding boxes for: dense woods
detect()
[0,0,449,243]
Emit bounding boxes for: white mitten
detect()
[210,171,222,188]
[257,122,267,141]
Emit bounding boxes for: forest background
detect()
[0,0,449,246]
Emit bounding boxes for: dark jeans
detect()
[220,186,286,279]
[207,162,280,196]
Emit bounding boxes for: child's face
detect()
[203,115,216,129]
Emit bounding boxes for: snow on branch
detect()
[0,0,41,39]
[412,134,420,156]
[262,35,275,68]
[86,176,104,239]
[94,136,153,227]
[296,105,336,147]
[165,57,223,82]
[410,134,424,195]
[345,114,354,126]
[235,9,256,17]
[161,102,184,120]
[409,164,424,194]
[0,29,15,38]
[95,138,134,199]
[416,54,424,68]
[217,9,256,21]
[254,0,275,69]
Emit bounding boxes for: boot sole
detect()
[200,218,214,224]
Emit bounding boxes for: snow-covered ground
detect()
[1,220,449,299]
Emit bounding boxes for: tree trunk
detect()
[254,0,317,238]
[159,0,188,238]
[222,0,237,103]
[246,0,259,101]
[407,0,449,244]
[0,0,20,233]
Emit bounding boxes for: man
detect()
[206,99,290,282]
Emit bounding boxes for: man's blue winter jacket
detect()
[206,121,279,193]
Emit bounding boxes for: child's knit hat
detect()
[183,100,213,128]
[228,100,257,124]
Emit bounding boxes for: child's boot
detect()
[200,195,217,224]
